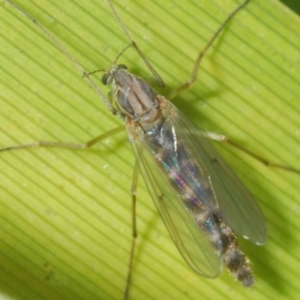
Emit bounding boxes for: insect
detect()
[2,1,300,299]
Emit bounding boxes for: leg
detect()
[6,0,116,114]
[107,0,164,87]
[0,126,124,152]
[204,131,300,175]
[168,0,249,100]
[124,160,139,300]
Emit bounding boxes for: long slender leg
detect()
[168,0,250,100]
[0,126,125,152]
[152,0,298,176]
[124,160,139,300]
[6,0,116,114]
[203,131,300,175]
[106,0,164,87]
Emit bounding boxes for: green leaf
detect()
[0,0,299,299]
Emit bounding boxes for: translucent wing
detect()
[196,138,268,245]
[126,96,266,276]
[165,102,267,245]
[128,124,222,278]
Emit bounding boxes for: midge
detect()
[3,0,299,299]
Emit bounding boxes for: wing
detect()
[168,103,267,245]
[199,140,268,245]
[128,125,222,278]
[126,98,266,277]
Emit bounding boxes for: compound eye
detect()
[102,73,109,85]
[117,64,127,70]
